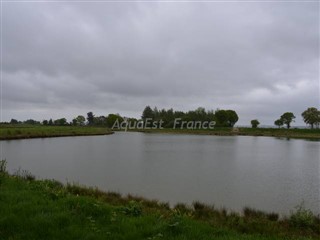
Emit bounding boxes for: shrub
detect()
[193,201,212,211]
[267,212,279,221]
[243,207,278,221]
[290,203,315,228]
[0,159,7,173]
[243,207,266,219]
[192,201,215,219]
[159,202,170,210]
[122,200,142,217]
[13,168,35,181]
[174,203,192,215]
[167,212,184,235]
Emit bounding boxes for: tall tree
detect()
[94,116,107,126]
[54,118,67,126]
[153,107,159,120]
[87,112,94,125]
[226,110,239,127]
[274,119,283,128]
[194,107,206,121]
[215,109,239,127]
[10,119,18,124]
[75,115,85,126]
[24,119,40,125]
[71,119,77,126]
[142,106,154,121]
[301,107,320,129]
[280,112,295,129]
[215,110,228,126]
[251,119,260,128]
[106,114,124,128]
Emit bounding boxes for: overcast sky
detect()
[1,1,319,126]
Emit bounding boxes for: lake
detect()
[2,132,319,215]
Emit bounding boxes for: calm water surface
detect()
[2,132,319,214]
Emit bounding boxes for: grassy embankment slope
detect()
[134,127,320,139]
[0,163,319,240]
[1,125,319,140]
[0,124,113,140]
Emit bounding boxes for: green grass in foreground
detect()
[0,164,319,239]
[0,125,113,140]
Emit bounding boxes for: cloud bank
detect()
[2,1,319,125]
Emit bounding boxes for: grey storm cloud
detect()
[2,1,319,125]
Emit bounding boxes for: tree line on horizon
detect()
[250,107,320,129]
[5,107,239,128]
[141,106,239,128]
[272,107,320,129]
[4,106,320,129]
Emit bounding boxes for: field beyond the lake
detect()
[0,164,319,240]
[0,125,113,140]
[133,127,320,139]
[1,124,320,140]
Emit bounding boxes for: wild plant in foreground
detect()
[0,159,7,173]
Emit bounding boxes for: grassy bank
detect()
[130,127,320,139]
[0,164,319,239]
[1,125,319,140]
[0,125,113,140]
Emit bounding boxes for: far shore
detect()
[122,127,320,140]
[0,125,114,141]
[1,125,319,140]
